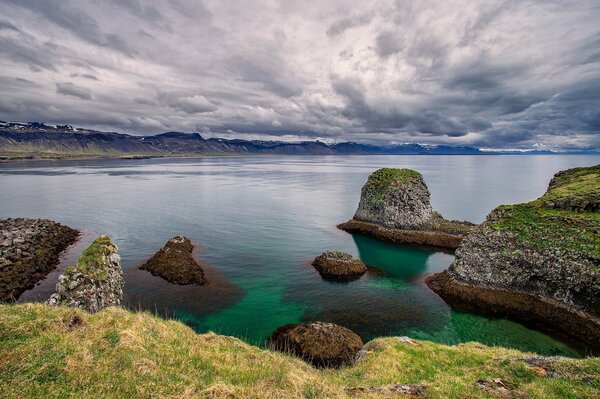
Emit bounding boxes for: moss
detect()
[365,168,422,189]
[489,164,600,259]
[2,303,600,398]
[67,236,116,281]
[490,204,600,259]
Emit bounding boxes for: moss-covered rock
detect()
[47,235,124,313]
[427,164,600,351]
[340,168,473,250]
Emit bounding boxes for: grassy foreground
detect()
[1,304,599,398]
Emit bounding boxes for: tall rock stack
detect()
[48,235,124,313]
[339,168,473,250]
[427,164,600,350]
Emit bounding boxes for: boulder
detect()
[268,322,363,368]
[47,235,124,313]
[339,168,473,250]
[139,236,207,285]
[312,251,367,281]
[427,164,600,350]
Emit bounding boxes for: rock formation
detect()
[338,168,473,250]
[139,236,207,285]
[312,251,367,281]
[268,322,364,368]
[47,235,124,313]
[427,164,600,350]
[0,218,79,301]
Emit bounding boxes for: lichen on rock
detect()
[47,235,124,313]
[427,164,600,350]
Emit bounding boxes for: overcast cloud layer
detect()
[0,0,599,150]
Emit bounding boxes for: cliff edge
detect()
[427,164,600,350]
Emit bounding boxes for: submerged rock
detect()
[339,168,473,250]
[312,251,367,281]
[47,235,124,313]
[139,236,207,285]
[0,218,79,302]
[427,164,600,350]
[268,322,364,368]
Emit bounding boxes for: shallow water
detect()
[2,154,599,356]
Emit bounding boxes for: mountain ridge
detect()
[1,121,594,161]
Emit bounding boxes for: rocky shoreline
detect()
[427,164,600,351]
[338,168,473,250]
[0,218,79,302]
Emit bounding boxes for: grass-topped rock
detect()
[268,322,364,368]
[139,236,207,285]
[312,251,367,281]
[427,164,600,351]
[47,235,124,313]
[339,168,473,250]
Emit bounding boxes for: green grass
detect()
[366,168,423,189]
[63,236,116,281]
[539,169,600,211]
[1,303,599,398]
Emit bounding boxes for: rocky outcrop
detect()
[339,168,473,250]
[427,164,600,350]
[0,218,79,301]
[268,322,364,368]
[312,251,367,281]
[47,236,124,313]
[139,236,207,285]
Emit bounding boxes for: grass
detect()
[488,164,600,259]
[63,236,116,281]
[1,303,599,398]
[365,168,423,189]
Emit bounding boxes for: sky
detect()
[0,0,599,150]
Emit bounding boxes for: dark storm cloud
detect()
[0,0,598,150]
[56,82,92,100]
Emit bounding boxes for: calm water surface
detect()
[2,155,599,356]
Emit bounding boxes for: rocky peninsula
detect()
[0,218,79,302]
[47,235,124,313]
[338,168,473,250]
[312,251,367,281]
[139,236,207,285]
[427,164,600,350]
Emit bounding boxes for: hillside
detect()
[0,121,567,161]
[1,303,599,398]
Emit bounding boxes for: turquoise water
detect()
[2,155,599,356]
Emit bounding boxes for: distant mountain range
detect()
[0,121,594,161]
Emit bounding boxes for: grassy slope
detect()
[1,304,599,398]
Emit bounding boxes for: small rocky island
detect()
[427,164,600,350]
[268,322,364,368]
[0,218,79,302]
[47,235,124,313]
[139,236,207,285]
[338,168,474,250]
[312,251,367,281]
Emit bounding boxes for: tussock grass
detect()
[1,303,599,398]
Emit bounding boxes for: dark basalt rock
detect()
[312,251,367,281]
[139,236,207,285]
[339,168,473,250]
[0,218,79,302]
[268,322,364,368]
[427,164,600,351]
